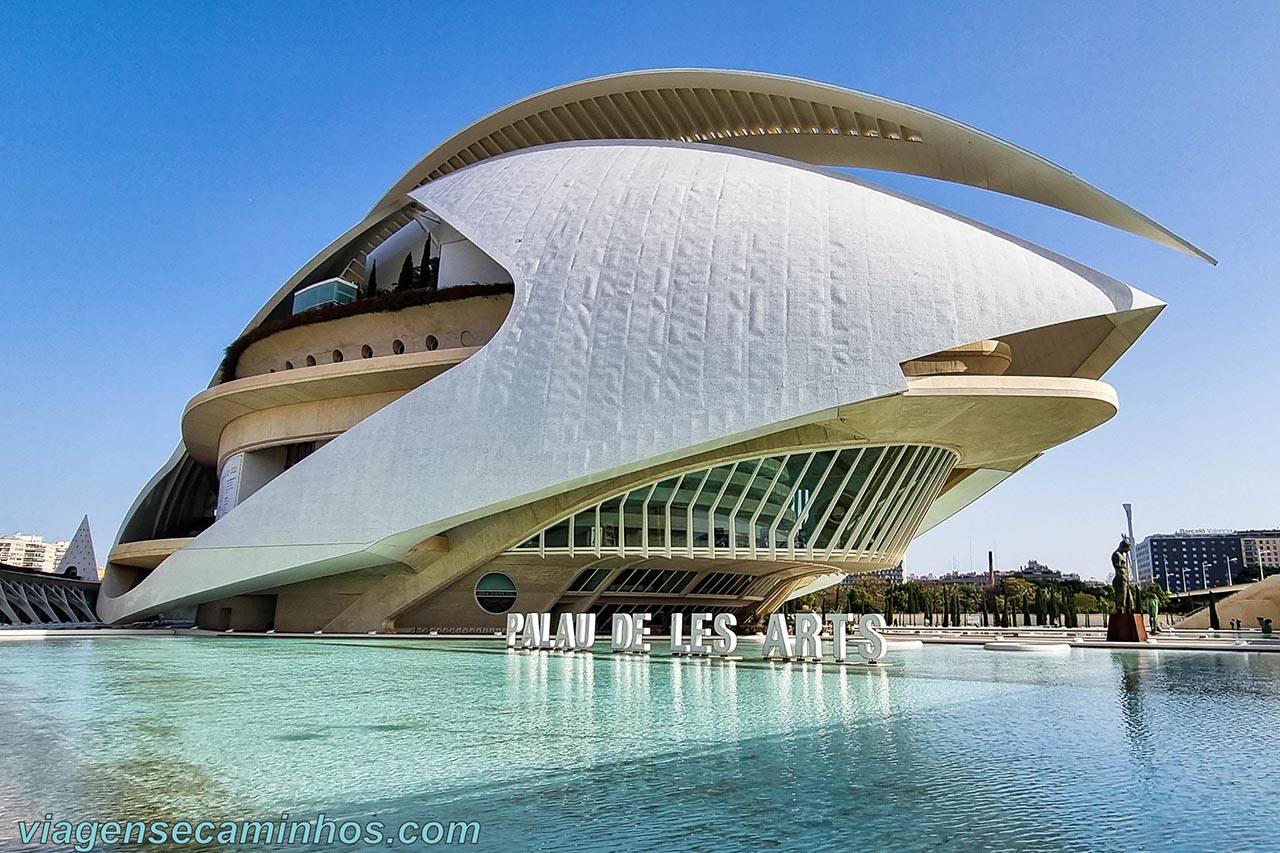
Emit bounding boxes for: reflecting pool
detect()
[1,638,1276,851]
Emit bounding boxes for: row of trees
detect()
[365,238,440,299]
[787,576,1173,629]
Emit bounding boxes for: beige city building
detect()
[98,69,1208,634]
[1240,529,1280,572]
[0,533,68,572]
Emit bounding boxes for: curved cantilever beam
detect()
[375,68,1213,263]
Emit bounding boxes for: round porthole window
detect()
[361,344,373,359]
[305,355,317,367]
[392,339,405,355]
[460,330,475,347]
[474,572,517,614]
[425,334,439,351]
[332,349,344,363]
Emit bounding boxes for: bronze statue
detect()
[1111,537,1135,614]
[1143,589,1161,633]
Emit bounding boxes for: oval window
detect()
[392,339,405,355]
[285,360,294,370]
[305,355,317,367]
[332,349,344,363]
[475,572,517,614]
[361,344,373,359]
[460,330,475,347]
[425,335,439,351]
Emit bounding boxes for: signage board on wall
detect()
[215,453,244,519]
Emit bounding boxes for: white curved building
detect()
[98,70,1208,632]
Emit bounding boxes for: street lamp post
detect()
[1225,557,1238,587]
[1201,561,1210,591]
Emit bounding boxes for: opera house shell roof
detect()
[98,69,1208,632]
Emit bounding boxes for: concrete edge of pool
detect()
[3,627,1279,654]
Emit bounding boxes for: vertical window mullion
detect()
[865,447,927,558]
[686,470,711,559]
[747,454,792,561]
[707,462,741,561]
[665,474,684,559]
[594,503,602,558]
[787,453,840,558]
[639,483,657,559]
[727,459,763,561]
[843,447,912,560]
[768,453,816,562]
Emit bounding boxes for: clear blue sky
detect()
[1,1,1276,580]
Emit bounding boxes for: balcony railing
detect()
[291,278,359,314]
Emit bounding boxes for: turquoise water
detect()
[1,637,1276,852]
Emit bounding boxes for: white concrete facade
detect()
[97,70,1205,628]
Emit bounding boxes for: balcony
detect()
[291,278,358,314]
[183,346,477,466]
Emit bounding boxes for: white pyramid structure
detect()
[53,516,98,581]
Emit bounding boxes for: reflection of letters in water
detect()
[505,611,888,662]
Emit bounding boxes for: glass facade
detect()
[1134,532,1244,592]
[512,444,957,564]
[291,278,359,314]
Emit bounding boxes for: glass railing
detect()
[291,278,359,314]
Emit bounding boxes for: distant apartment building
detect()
[843,564,904,585]
[930,571,991,587]
[1133,530,1244,592]
[919,561,1079,587]
[1239,530,1280,573]
[1012,559,1081,583]
[0,533,69,572]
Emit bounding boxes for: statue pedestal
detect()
[1106,613,1148,643]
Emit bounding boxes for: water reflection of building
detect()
[1114,655,1157,775]
[98,70,1205,634]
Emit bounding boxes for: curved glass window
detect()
[475,572,517,613]
[691,572,753,597]
[566,567,611,593]
[509,445,956,565]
